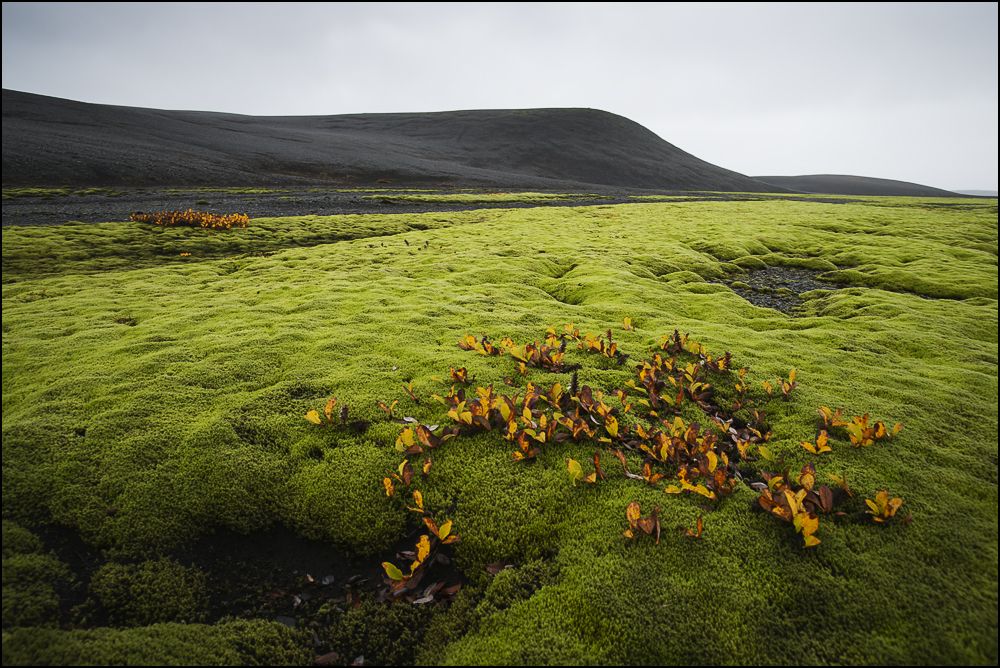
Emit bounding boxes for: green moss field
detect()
[2,195,997,665]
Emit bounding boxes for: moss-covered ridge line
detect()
[2,196,996,664]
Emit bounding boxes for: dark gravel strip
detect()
[2,186,863,228]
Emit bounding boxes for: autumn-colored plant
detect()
[130,209,248,229]
[566,457,598,485]
[755,463,838,547]
[865,490,912,524]
[623,501,661,543]
[800,429,833,455]
[676,515,704,538]
[844,413,903,448]
[817,406,848,429]
[398,324,911,557]
[378,519,462,603]
[304,397,369,431]
[382,459,415,497]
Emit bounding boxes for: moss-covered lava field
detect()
[2,194,997,665]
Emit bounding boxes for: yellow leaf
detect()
[383,562,405,580]
[799,471,815,492]
[415,535,431,568]
[304,410,323,425]
[605,415,619,438]
[626,501,641,527]
[794,513,819,537]
[412,490,423,510]
[705,450,718,473]
[438,520,453,541]
[566,458,583,484]
[325,397,337,421]
[691,484,717,500]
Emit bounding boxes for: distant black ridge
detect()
[3,89,790,191]
[752,174,974,198]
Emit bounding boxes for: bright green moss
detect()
[2,195,997,664]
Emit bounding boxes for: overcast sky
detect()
[3,2,997,191]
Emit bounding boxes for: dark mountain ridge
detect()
[752,174,979,198]
[3,89,785,192]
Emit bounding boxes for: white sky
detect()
[3,2,997,191]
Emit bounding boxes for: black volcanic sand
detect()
[2,185,863,228]
[31,517,466,643]
[3,89,790,193]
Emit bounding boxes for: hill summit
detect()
[3,89,783,191]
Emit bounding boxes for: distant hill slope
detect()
[2,89,785,191]
[752,174,970,197]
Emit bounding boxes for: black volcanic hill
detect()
[752,174,967,198]
[3,89,784,192]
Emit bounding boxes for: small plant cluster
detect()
[304,397,370,432]
[450,325,909,549]
[756,463,911,546]
[378,491,463,604]
[621,502,704,544]
[798,408,903,456]
[304,319,910,586]
[130,209,249,229]
[458,322,630,375]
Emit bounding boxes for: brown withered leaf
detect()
[486,562,513,576]
[589,451,607,480]
[400,460,415,486]
[818,485,834,514]
[440,583,463,596]
[314,651,341,666]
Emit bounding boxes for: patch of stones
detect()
[713,266,838,315]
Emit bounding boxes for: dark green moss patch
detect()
[89,557,209,626]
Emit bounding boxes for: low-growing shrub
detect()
[130,209,248,229]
